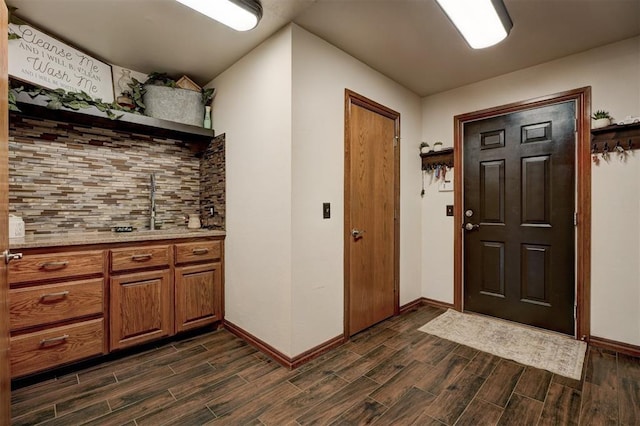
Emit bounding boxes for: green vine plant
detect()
[8,71,215,119]
[201,88,215,106]
[9,81,125,120]
[8,86,20,112]
[116,78,146,115]
[145,72,177,88]
[7,7,24,40]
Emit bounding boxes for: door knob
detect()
[351,228,364,239]
[3,250,23,264]
[464,223,480,231]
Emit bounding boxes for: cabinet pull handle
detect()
[38,261,69,270]
[40,291,70,300]
[131,253,153,261]
[192,248,209,255]
[40,334,69,346]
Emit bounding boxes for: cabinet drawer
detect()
[10,278,104,331]
[9,250,104,285]
[111,245,171,272]
[175,240,222,265]
[10,318,104,378]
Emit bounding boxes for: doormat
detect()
[418,309,587,380]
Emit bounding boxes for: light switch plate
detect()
[439,180,454,192]
[323,202,330,219]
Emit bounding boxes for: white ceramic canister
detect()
[9,214,25,238]
[187,214,201,229]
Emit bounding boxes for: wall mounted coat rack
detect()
[590,122,640,155]
[421,147,454,170]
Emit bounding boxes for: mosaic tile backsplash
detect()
[9,115,225,235]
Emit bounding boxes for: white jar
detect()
[187,214,201,229]
[9,215,25,238]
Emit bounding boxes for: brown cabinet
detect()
[9,278,103,331]
[111,245,171,273]
[8,249,107,378]
[174,241,223,333]
[175,240,221,264]
[10,318,104,378]
[9,235,224,377]
[110,269,172,350]
[175,263,222,333]
[9,250,104,285]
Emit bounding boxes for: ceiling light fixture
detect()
[175,0,263,31]
[436,0,513,49]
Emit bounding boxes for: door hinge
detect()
[393,136,399,147]
[574,304,577,319]
[574,212,578,226]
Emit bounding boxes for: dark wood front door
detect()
[1,0,11,422]
[463,101,576,335]
[345,90,399,336]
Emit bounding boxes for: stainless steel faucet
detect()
[150,173,156,230]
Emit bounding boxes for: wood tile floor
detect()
[10,305,640,425]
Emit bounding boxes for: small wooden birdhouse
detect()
[176,75,201,92]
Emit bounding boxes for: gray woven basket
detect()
[143,85,204,127]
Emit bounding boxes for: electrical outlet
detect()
[323,202,330,219]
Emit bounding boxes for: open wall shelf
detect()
[590,122,640,153]
[420,147,454,170]
[12,92,214,144]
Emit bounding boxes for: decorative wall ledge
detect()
[12,92,214,144]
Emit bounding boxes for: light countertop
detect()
[9,228,226,249]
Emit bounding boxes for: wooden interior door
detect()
[463,101,576,335]
[344,90,399,336]
[1,0,11,422]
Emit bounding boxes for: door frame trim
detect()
[453,87,592,340]
[344,89,401,337]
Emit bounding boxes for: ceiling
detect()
[6,0,640,97]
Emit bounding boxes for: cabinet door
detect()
[110,269,172,350]
[175,263,221,333]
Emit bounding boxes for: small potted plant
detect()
[419,142,431,154]
[591,110,612,129]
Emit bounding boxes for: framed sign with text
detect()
[8,22,114,102]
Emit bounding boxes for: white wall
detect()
[209,27,294,355]
[210,24,423,358]
[290,25,423,355]
[421,36,640,345]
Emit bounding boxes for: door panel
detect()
[345,90,399,336]
[1,0,11,422]
[464,101,576,335]
[480,241,504,297]
[479,160,504,223]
